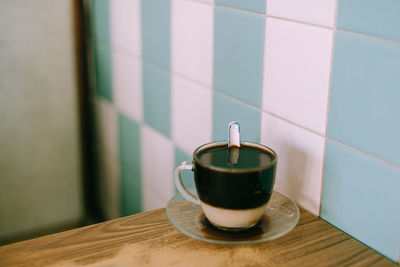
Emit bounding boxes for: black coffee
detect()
[194,143,277,210]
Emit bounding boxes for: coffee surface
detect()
[194,144,276,210]
[197,144,274,170]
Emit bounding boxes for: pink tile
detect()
[261,112,325,215]
[171,0,214,86]
[171,75,212,155]
[267,0,337,28]
[111,0,141,56]
[141,124,174,204]
[262,17,333,135]
[112,51,143,122]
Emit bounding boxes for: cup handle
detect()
[174,161,200,205]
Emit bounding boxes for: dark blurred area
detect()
[0,0,101,245]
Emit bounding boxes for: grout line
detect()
[173,141,196,158]
[214,88,260,111]
[140,118,191,157]
[137,56,327,142]
[113,65,328,163]
[319,0,339,216]
[138,55,214,91]
[141,58,171,74]
[214,4,266,17]
[332,0,339,30]
[181,0,334,31]
[327,138,400,172]
[172,70,213,91]
[100,55,400,177]
[260,108,325,138]
[336,29,400,46]
[178,0,266,17]
[94,2,400,175]
[91,39,112,52]
[259,15,267,147]
[180,0,214,7]
[108,57,326,160]
[266,15,334,31]
[213,88,326,138]
[96,93,113,107]
[108,56,210,152]
[111,43,142,61]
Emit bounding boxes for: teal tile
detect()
[94,43,113,101]
[328,32,400,166]
[216,0,265,13]
[213,91,261,142]
[321,141,400,262]
[213,7,265,107]
[143,63,171,138]
[91,0,112,101]
[120,164,142,216]
[174,147,195,194]
[141,0,171,69]
[91,0,110,43]
[118,113,142,215]
[118,113,141,165]
[338,0,400,42]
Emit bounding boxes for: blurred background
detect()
[1,0,88,244]
[1,0,399,263]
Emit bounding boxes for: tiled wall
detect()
[89,0,400,262]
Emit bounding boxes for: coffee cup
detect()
[174,140,277,231]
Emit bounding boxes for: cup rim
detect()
[193,140,277,173]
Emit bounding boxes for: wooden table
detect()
[0,207,397,266]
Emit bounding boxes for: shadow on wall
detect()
[286,146,307,202]
[282,145,318,214]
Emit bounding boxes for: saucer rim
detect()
[166,190,300,245]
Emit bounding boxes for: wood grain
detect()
[0,208,397,266]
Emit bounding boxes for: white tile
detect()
[97,156,120,220]
[171,0,213,87]
[262,18,333,135]
[195,0,214,3]
[141,124,174,203]
[172,75,212,155]
[267,0,336,28]
[96,97,118,158]
[110,0,141,56]
[112,51,143,122]
[95,98,120,219]
[261,112,325,215]
[142,182,170,212]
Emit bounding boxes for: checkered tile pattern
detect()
[89,0,400,262]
